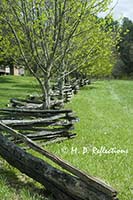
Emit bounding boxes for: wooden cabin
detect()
[0,66,24,76]
[0,68,9,76]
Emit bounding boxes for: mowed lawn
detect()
[0,75,40,107]
[0,76,133,200]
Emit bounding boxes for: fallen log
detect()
[0,122,118,200]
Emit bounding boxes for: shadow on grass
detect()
[0,88,23,91]
[80,85,98,90]
[0,167,52,199]
[13,83,39,89]
[0,76,17,84]
[0,86,37,93]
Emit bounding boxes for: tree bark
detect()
[0,132,118,200]
[0,122,118,200]
[43,73,51,109]
[58,66,65,100]
[9,61,14,75]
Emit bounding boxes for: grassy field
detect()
[0,76,133,200]
[0,75,40,107]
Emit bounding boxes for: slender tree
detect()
[0,0,114,108]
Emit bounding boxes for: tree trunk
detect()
[58,63,65,100]
[58,75,65,100]
[9,61,14,75]
[43,73,51,109]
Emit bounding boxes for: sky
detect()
[109,0,133,20]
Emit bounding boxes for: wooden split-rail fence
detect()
[0,108,78,144]
[0,78,119,200]
[8,78,90,109]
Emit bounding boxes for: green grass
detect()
[0,75,40,107]
[0,76,133,200]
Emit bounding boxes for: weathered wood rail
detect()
[52,79,91,103]
[0,108,78,144]
[0,121,119,200]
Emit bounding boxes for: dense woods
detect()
[113,17,133,78]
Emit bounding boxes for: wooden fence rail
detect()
[0,78,119,200]
[0,121,118,200]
